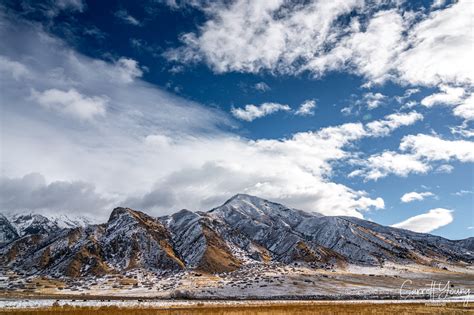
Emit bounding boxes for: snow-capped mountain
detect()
[0,194,472,277]
[4,213,92,237]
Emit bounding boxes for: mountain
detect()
[0,214,18,244]
[0,194,472,277]
[6,213,91,237]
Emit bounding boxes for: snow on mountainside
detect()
[0,194,472,278]
[0,214,18,243]
[4,212,91,237]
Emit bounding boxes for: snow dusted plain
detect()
[1,263,473,309]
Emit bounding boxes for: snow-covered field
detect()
[1,263,473,306]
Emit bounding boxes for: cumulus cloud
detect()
[351,134,474,180]
[400,134,474,162]
[453,94,474,121]
[400,191,434,203]
[349,151,430,181]
[295,100,316,116]
[421,85,465,107]
[421,85,474,121]
[31,88,107,121]
[391,208,453,233]
[231,102,291,121]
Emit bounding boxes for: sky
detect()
[0,0,473,240]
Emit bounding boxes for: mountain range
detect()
[1,194,472,278]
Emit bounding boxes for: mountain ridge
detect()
[0,194,472,278]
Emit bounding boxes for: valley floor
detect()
[1,263,473,310]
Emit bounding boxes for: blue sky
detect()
[0,0,472,239]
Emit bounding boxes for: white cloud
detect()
[431,0,447,9]
[400,191,434,203]
[254,82,270,92]
[324,9,404,86]
[349,151,430,181]
[400,134,474,162]
[231,102,291,121]
[166,1,473,89]
[31,88,107,121]
[396,0,474,87]
[391,208,453,233]
[453,94,474,121]
[435,164,453,173]
[420,85,474,121]
[114,9,141,26]
[351,133,474,180]
[363,92,386,110]
[2,16,408,219]
[365,111,423,137]
[114,57,144,83]
[295,99,316,116]
[450,124,474,138]
[396,88,420,104]
[421,85,465,107]
[0,55,30,80]
[164,0,364,74]
[453,190,473,197]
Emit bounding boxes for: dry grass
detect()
[1,302,472,315]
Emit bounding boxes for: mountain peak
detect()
[109,207,135,222]
[224,193,268,205]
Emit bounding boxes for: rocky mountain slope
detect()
[0,194,472,277]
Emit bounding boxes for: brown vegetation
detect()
[197,225,242,273]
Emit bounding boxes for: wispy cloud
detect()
[254,82,270,92]
[231,102,291,121]
[115,9,142,26]
[295,100,316,116]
